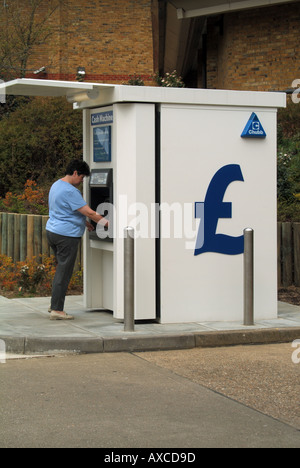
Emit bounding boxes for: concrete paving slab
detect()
[0,296,11,305]
[199,320,267,330]
[261,318,300,328]
[0,295,299,355]
[278,301,300,314]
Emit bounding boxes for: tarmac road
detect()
[0,345,299,449]
[137,343,300,430]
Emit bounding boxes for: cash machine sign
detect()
[91,111,113,126]
[241,112,266,139]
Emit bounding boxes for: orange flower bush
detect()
[0,180,48,215]
[0,255,16,291]
[0,254,83,297]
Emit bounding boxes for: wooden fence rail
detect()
[278,222,300,288]
[0,213,82,272]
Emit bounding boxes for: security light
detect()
[77,67,86,76]
[33,66,46,75]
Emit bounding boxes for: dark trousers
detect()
[46,231,81,312]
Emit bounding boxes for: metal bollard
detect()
[244,228,254,326]
[124,227,135,332]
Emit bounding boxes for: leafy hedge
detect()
[0,96,82,197]
[277,100,300,222]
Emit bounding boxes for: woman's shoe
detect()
[50,311,74,321]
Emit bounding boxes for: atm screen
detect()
[90,171,109,186]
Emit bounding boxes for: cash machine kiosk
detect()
[0,79,286,324]
[82,88,286,324]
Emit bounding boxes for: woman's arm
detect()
[77,205,108,227]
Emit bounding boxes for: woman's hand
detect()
[78,205,109,228]
[86,221,95,232]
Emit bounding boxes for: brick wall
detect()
[206,2,300,91]
[7,0,156,85]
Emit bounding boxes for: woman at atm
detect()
[46,159,108,321]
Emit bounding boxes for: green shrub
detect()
[0,96,82,197]
[277,100,300,221]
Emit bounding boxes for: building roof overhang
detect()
[170,0,298,19]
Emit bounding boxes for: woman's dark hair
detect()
[65,160,91,177]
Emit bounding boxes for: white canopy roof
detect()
[0,79,112,99]
[0,78,286,109]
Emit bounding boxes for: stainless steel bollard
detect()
[244,228,254,326]
[124,227,135,332]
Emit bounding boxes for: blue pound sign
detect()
[195,164,245,256]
